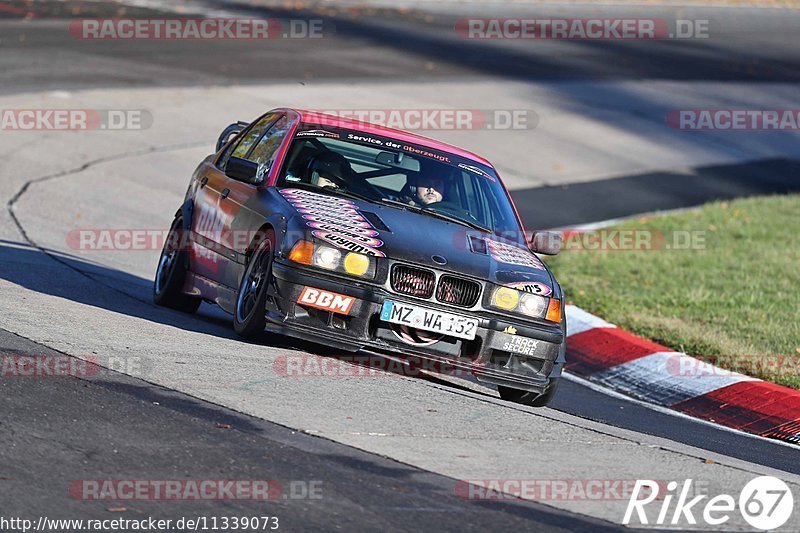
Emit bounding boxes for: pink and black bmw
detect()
[154,108,566,406]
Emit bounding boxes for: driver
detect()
[414,178,445,206]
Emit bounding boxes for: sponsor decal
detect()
[312,231,386,257]
[501,336,541,356]
[401,144,451,163]
[504,281,552,296]
[296,129,340,138]
[346,133,392,147]
[503,326,517,335]
[306,223,382,246]
[297,286,355,315]
[280,188,387,257]
[306,221,379,237]
[458,163,496,181]
[486,239,545,270]
[296,205,359,215]
[301,214,373,228]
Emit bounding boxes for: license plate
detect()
[380,300,478,340]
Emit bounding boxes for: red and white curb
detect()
[565,305,800,445]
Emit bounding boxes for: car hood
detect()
[277,188,556,293]
[368,204,554,288]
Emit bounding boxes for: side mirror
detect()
[225,156,259,183]
[216,121,250,152]
[528,231,563,255]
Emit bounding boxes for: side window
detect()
[219,113,277,170]
[248,116,292,169]
[463,171,491,227]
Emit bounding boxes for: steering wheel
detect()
[318,173,349,190]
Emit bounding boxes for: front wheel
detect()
[498,378,559,407]
[153,214,200,313]
[233,231,275,340]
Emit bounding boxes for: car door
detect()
[215,114,294,291]
[190,113,279,285]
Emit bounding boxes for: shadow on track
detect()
[512,157,800,229]
[0,240,487,393]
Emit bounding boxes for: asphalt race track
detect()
[1,0,799,530]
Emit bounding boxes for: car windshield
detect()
[276,126,524,239]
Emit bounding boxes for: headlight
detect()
[490,285,557,321]
[313,246,341,270]
[518,293,548,317]
[288,240,376,278]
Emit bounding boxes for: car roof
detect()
[295,109,493,167]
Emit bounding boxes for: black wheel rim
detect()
[155,231,179,295]
[236,240,272,323]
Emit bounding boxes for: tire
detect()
[498,377,559,407]
[153,214,201,313]
[233,230,275,340]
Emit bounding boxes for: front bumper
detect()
[267,260,565,394]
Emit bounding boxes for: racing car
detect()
[153,108,565,406]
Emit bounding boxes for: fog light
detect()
[492,286,519,310]
[343,252,369,276]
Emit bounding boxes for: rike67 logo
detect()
[624,477,794,530]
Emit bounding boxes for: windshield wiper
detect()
[325,188,378,203]
[379,198,491,233]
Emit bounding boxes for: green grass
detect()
[544,194,800,388]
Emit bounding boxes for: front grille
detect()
[436,275,481,307]
[391,265,435,298]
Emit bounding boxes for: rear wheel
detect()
[498,378,559,407]
[153,214,200,313]
[233,231,275,340]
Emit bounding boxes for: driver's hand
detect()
[317,176,339,189]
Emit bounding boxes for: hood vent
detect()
[361,211,391,232]
[468,235,488,255]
